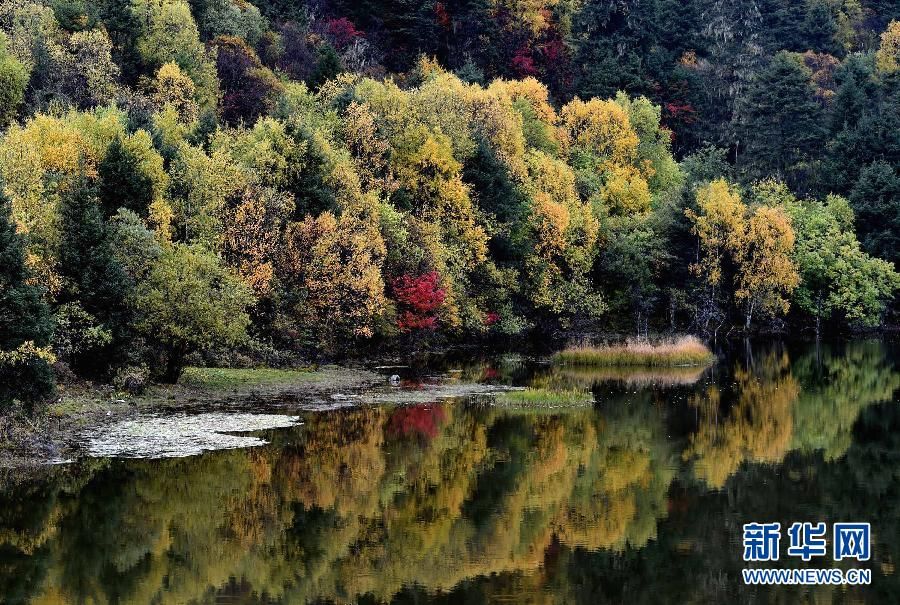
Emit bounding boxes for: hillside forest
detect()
[1,0,899,405]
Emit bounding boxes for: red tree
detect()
[392,271,446,331]
[511,47,538,77]
[326,18,363,50]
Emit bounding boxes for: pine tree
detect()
[98,0,145,84]
[0,193,54,408]
[736,52,826,192]
[98,136,154,218]
[850,161,900,268]
[57,178,132,376]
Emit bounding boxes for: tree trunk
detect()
[162,344,186,384]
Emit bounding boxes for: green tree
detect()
[97,136,154,218]
[783,188,899,332]
[97,0,144,83]
[310,44,342,88]
[737,52,826,192]
[133,0,219,109]
[597,215,670,337]
[131,242,252,382]
[849,160,900,267]
[56,177,131,376]
[0,31,27,127]
[0,191,54,408]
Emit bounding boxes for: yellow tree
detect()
[559,97,653,217]
[559,98,638,169]
[732,205,799,329]
[875,20,900,74]
[521,151,603,320]
[341,101,398,196]
[279,204,387,350]
[221,184,294,297]
[600,164,652,214]
[685,179,745,334]
[150,62,199,123]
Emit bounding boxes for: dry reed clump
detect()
[553,336,715,367]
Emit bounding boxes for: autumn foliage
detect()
[392,272,447,332]
[0,0,898,401]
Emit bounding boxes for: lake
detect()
[1,340,898,604]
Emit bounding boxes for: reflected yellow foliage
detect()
[5,343,893,604]
[686,349,799,488]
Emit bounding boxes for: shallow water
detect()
[1,340,898,604]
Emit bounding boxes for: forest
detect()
[1,0,899,406]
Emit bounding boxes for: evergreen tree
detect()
[56,178,132,376]
[310,45,343,88]
[97,136,154,218]
[736,52,826,192]
[850,161,900,267]
[801,0,842,57]
[570,1,652,100]
[97,0,145,83]
[0,193,54,408]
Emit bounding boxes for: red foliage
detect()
[511,47,538,77]
[483,312,500,326]
[326,17,363,50]
[393,271,446,332]
[434,2,451,28]
[665,102,697,123]
[540,37,566,64]
[386,404,447,440]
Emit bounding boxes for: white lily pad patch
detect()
[85,413,302,459]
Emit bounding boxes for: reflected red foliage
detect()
[386,404,447,440]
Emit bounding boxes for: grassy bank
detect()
[553,337,715,368]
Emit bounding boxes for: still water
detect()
[1,340,898,604]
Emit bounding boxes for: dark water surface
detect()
[1,340,899,604]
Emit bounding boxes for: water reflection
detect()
[1,340,898,604]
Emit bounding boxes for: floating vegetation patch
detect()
[553,337,715,368]
[357,381,522,405]
[85,413,301,459]
[492,388,594,410]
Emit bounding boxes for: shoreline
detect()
[0,365,383,469]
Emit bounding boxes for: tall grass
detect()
[553,336,714,368]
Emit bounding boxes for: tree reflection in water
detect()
[0,341,897,604]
